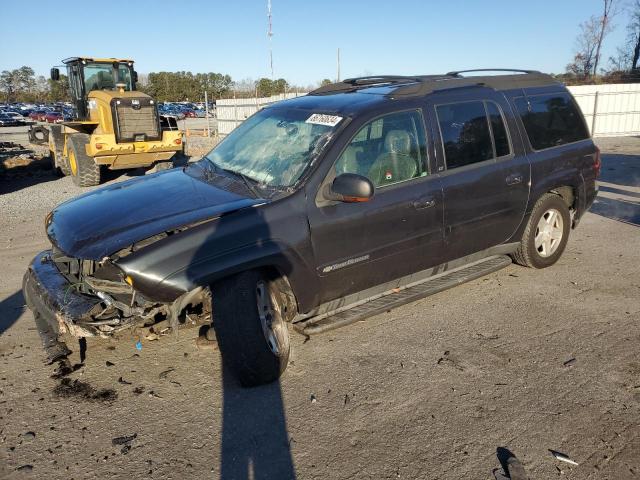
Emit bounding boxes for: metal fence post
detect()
[591,91,599,136]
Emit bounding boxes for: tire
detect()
[28,125,49,145]
[512,193,571,269]
[48,150,63,176]
[211,270,291,387]
[68,134,101,187]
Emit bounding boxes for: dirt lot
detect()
[0,131,639,479]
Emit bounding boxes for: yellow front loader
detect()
[48,57,182,186]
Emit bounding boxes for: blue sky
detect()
[0,0,630,86]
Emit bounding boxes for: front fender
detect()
[116,204,319,311]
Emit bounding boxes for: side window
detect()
[334,110,428,188]
[514,93,589,150]
[486,102,511,157]
[436,101,493,169]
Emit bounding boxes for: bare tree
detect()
[592,0,618,75]
[567,16,600,77]
[628,0,640,70]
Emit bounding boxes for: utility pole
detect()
[268,0,274,80]
[337,47,341,82]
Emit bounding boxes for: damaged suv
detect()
[24,69,598,386]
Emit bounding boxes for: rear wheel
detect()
[68,134,101,187]
[211,270,291,387]
[512,193,571,269]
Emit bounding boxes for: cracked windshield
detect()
[205,108,341,186]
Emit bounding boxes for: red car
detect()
[183,110,197,118]
[29,110,48,122]
[44,112,63,123]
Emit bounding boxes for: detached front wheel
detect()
[212,270,291,387]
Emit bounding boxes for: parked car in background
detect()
[2,111,28,123]
[0,114,21,127]
[44,111,63,123]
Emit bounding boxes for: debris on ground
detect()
[310,394,317,404]
[112,433,137,445]
[112,433,137,455]
[563,358,577,368]
[53,378,117,402]
[495,447,528,480]
[117,377,132,385]
[549,449,579,466]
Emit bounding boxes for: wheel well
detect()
[549,186,576,210]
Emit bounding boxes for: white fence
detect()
[215,84,640,138]
[216,92,306,137]
[568,83,640,137]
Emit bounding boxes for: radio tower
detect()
[267,0,274,79]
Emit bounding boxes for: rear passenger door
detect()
[424,89,530,260]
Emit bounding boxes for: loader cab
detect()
[51,57,138,120]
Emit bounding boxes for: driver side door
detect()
[307,109,444,303]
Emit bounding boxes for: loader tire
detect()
[68,134,101,187]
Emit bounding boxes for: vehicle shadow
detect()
[0,290,25,335]
[590,153,640,227]
[219,366,296,479]
[182,173,297,479]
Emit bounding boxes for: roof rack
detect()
[310,75,424,95]
[309,69,557,97]
[342,75,423,85]
[446,68,540,77]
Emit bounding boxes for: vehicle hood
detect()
[47,164,263,260]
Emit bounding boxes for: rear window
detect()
[514,93,589,150]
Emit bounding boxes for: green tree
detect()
[255,77,289,97]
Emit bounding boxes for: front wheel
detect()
[512,193,571,269]
[68,134,101,187]
[211,270,291,387]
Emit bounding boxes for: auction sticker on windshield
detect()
[305,113,343,127]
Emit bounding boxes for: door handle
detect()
[506,174,523,185]
[412,198,436,209]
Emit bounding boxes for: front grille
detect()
[51,247,96,292]
[113,98,160,142]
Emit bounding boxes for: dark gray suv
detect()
[24,69,599,386]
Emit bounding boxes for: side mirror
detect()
[327,173,374,202]
[50,68,60,81]
[133,71,139,83]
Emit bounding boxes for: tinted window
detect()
[436,101,492,169]
[487,102,511,157]
[335,110,428,188]
[514,93,589,150]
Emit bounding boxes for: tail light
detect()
[593,146,601,178]
[174,138,182,145]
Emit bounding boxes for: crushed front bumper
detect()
[22,250,103,363]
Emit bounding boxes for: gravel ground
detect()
[0,133,639,479]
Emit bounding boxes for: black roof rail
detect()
[342,75,423,85]
[309,75,424,95]
[446,68,540,77]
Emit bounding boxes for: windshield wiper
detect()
[221,168,262,199]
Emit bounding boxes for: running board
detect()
[294,255,512,336]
